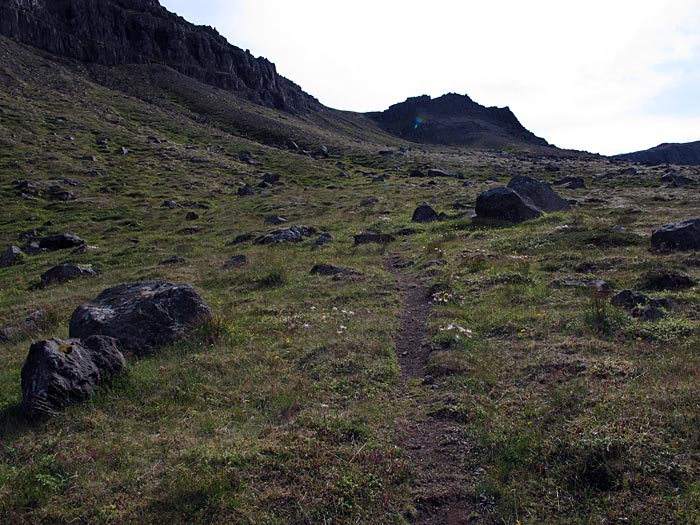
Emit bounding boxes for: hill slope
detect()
[2,3,700,525]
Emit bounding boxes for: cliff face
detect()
[0,0,319,113]
[367,93,548,148]
[614,141,700,166]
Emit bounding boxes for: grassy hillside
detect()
[2,36,700,524]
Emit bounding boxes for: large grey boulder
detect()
[475,187,543,222]
[651,219,700,251]
[507,175,570,212]
[40,263,97,287]
[69,281,212,356]
[21,336,125,418]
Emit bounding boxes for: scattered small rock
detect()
[238,184,255,197]
[553,176,586,189]
[39,233,85,251]
[228,233,255,245]
[353,231,395,245]
[637,268,696,291]
[224,255,248,268]
[360,197,379,207]
[185,212,199,221]
[428,168,451,177]
[159,256,185,266]
[255,226,316,244]
[310,264,360,277]
[265,215,287,225]
[412,204,439,223]
[0,245,24,267]
[552,278,611,293]
[313,232,334,250]
[40,263,98,287]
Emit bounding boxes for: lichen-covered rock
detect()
[69,281,212,356]
[21,336,125,418]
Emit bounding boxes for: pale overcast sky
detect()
[159,0,700,155]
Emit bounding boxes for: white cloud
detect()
[161,0,700,155]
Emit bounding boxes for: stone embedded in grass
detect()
[412,204,439,223]
[40,263,98,287]
[475,187,543,222]
[69,281,213,356]
[553,176,586,189]
[185,212,199,221]
[507,175,570,212]
[21,336,125,418]
[38,233,85,251]
[161,200,179,208]
[637,268,696,291]
[428,168,451,177]
[264,215,287,225]
[159,256,185,266]
[255,226,316,244]
[224,255,248,268]
[0,310,48,343]
[0,245,24,267]
[612,290,674,308]
[238,184,255,197]
[262,173,281,185]
[353,231,395,245]
[312,232,333,250]
[651,219,700,252]
[310,264,361,277]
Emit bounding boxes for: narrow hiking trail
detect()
[386,250,485,525]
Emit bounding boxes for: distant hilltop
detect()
[614,141,700,166]
[367,93,549,148]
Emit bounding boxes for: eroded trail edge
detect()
[386,252,482,525]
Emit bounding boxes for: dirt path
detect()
[386,252,482,525]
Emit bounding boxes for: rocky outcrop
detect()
[21,336,125,418]
[0,0,318,114]
[69,281,212,356]
[367,93,549,148]
[614,141,700,166]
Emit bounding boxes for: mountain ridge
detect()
[0,0,552,150]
